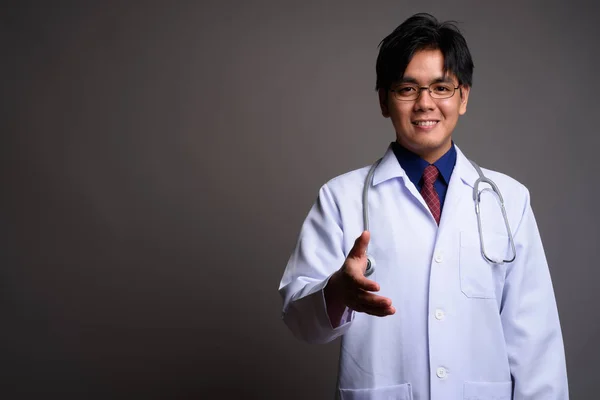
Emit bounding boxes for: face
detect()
[378,48,470,163]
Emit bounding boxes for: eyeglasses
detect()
[390,82,460,101]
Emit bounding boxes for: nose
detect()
[414,87,435,111]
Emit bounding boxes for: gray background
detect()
[2,1,598,399]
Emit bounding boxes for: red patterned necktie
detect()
[421,165,441,225]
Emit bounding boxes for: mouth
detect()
[412,120,439,127]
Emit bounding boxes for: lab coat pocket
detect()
[459,231,507,299]
[463,381,512,400]
[339,383,413,400]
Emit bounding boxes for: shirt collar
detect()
[372,142,479,188]
[391,141,456,185]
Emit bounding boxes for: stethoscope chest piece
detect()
[364,256,376,277]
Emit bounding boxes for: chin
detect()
[399,136,450,159]
[410,136,448,150]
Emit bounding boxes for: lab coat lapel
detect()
[372,145,431,210]
[373,144,481,229]
[438,145,479,230]
[372,145,404,185]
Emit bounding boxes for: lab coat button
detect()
[434,252,443,263]
[436,367,447,379]
[435,309,445,320]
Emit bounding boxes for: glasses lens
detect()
[393,85,419,100]
[430,83,455,99]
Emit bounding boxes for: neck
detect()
[395,140,452,164]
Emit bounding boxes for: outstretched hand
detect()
[325,231,395,325]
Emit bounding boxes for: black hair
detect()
[375,13,474,91]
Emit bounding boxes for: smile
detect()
[412,120,439,126]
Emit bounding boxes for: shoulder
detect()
[457,144,530,203]
[308,164,374,212]
[477,165,530,201]
[456,143,532,226]
[320,164,372,194]
[471,164,533,231]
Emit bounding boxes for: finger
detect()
[348,292,393,314]
[351,274,380,292]
[350,302,396,317]
[356,291,392,309]
[364,306,396,317]
[342,262,379,291]
[347,231,370,260]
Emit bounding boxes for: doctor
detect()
[279,13,568,400]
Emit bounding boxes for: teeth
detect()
[414,121,437,126]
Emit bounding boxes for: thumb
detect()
[348,231,370,260]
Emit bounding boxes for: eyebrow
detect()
[397,76,456,85]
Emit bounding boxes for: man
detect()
[278,13,568,400]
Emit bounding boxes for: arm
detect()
[278,184,393,344]
[500,188,569,399]
[278,184,352,344]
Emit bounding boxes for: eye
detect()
[395,85,417,96]
[431,83,453,93]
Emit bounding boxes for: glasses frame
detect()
[389,83,461,101]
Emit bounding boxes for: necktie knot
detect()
[422,165,439,186]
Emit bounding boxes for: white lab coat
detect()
[279,144,568,400]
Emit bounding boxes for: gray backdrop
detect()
[2,1,598,399]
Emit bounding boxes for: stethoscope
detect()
[362,158,517,277]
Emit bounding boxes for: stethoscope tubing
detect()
[362,157,517,277]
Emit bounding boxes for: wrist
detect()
[324,271,346,327]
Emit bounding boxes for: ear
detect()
[378,89,390,118]
[458,86,470,115]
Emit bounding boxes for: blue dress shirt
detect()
[391,141,456,210]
